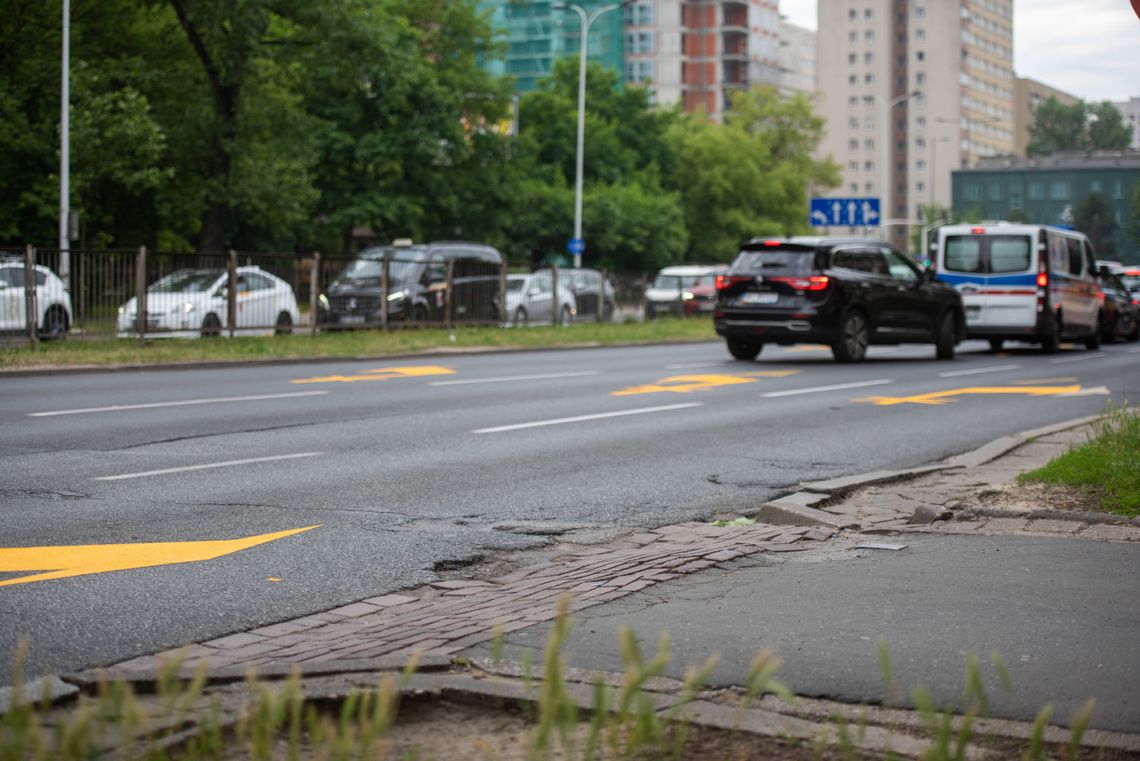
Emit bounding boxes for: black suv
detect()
[319,241,503,327]
[714,238,964,362]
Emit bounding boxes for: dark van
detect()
[319,240,504,327]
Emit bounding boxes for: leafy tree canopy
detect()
[1027,98,1132,157]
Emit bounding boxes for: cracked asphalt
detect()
[2,339,1138,681]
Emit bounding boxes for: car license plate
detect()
[741,292,779,305]
[340,315,365,325]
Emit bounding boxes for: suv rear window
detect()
[732,248,817,276]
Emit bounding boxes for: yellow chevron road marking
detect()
[612,371,798,396]
[291,365,455,384]
[855,385,1082,406]
[0,526,319,587]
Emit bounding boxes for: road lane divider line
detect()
[937,364,1020,378]
[472,403,703,434]
[430,371,600,386]
[95,452,323,481]
[31,391,329,417]
[761,379,893,398]
[1050,354,1106,364]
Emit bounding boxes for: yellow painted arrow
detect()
[611,371,797,397]
[291,365,455,384]
[856,385,1082,406]
[0,526,319,587]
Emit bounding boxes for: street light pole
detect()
[879,90,920,242]
[553,0,630,269]
[60,0,70,286]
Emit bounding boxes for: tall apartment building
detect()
[778,21,817,98]
[477,1,626,94]
[1014,78,1078,156]
[481,1,783,122]
[816,0,1015,246]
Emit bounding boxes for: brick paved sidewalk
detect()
[109,522,833,677]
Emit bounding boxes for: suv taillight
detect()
[768,275,830,292]
[716,274,752,291]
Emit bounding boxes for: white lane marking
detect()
[1130,348,1140,354]
[31,391,329,417]
[473,403,703,434]
[664,362,726,370]
[431,371,599,386]
[937,364,1020,378]
[761,379,893,398]
[1050,353,1106,364]
[95,452,323,481]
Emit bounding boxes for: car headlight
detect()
[682,291,695,301]
[318,294,329,310]
[117,306,125,316]
[387,289,409,302]
[183,302,197,314]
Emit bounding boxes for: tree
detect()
[1027,98,1132,157]
[1073,193,1117,258]
[664,87,839,262]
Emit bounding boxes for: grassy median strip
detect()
[1019,404,1140,518]
[0,319,718,370]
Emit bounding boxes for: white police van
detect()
[932,223,1103,353]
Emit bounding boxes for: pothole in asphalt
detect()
[491,521,594,536]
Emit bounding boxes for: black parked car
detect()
[1096,267,1140,343]
[319,240,503,328]
[714,237,964,362]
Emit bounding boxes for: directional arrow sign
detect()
[612,370,797,397]
[0,526,319,587]
[810,197,880,226]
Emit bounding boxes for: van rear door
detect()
[940,234,988,327]
[983,235,1036,329]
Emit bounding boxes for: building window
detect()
[864,52,874,64]
[865,161,875,172]
[851,183,859,193]
[865,74,875,84]
[988,183,1002,201]
[849,117,859,129]
[849,31,858,42]
[916,29,926,41]
[849,139,860,151]
[848,8,857,19]
[916,72,926,85]
[1089,180,1102,193]
[849,75,857,86]
[865,30,875,42]
[963,184,981,201]
[865,118,875,129]
[916,6,926,19]
[848,161,859,172]
[916,51,925,62]
[862,96,875,107]
[865,182,874,193]
[916,159,926,172]
[625,60,654,83]
[1114,181,1124,198]
[1050,181,1069,200]
[849,96,859,107]
[916,181,926,193]
[916,117,926,130]
[864,8,873,19]
[915,137,926,150]
[864,139,875,151]
[849,53,857,64]
[1028,182,1044,200]
[624,2,654,25]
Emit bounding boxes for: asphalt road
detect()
[2,338,1139,681]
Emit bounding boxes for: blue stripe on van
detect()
[936,273,1036,286]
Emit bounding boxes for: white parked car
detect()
[117,266,299,338]
[0,259,72,339]
[505,272,577,326]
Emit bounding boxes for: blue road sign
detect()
[567,237,585,255]
[810,197,881,227]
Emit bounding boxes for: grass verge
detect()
[1,608,1111,761]
[1018,404,1140,518]
[0,319,718,370]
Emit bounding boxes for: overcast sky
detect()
[778,0,1140,103]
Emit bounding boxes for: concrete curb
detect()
[0,337,719,378]
[756,413,1104,529]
